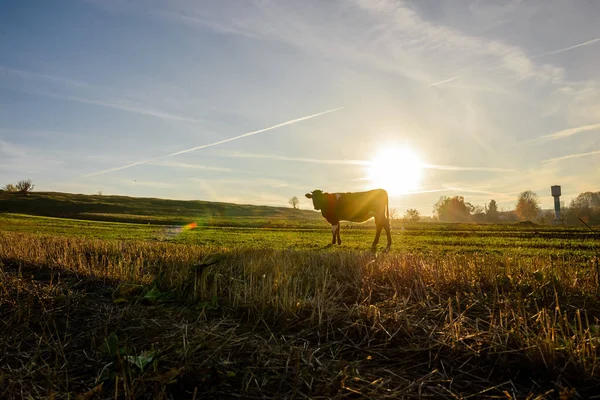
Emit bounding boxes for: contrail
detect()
[225,152,512,170]
[422,163,516,172]
[430,36,600,87]
[84,107,344,177]
[225,152,370,165]
[538,123,600,141]
[543,149,600,163]
[529,37,600,59]
[168,107,344,157]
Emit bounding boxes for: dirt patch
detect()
[515,220,537,227]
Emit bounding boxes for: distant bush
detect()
[3,180,35,194]
[2,183,17,192]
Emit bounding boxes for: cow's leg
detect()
[336,224,342,245]
[331,223,338,245]
[384,217,392,249]
[372,219,383,249]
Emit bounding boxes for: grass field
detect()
[1,192,600,399]
[1,213,598,256]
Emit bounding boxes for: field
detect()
[1,192,600,399]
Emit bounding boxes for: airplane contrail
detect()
[422,163,516,172]
[543,149,600,163]
[529,37,600,60]
[85,107,344,177]
[538,123,600,141]
[224,152,513,171]
[429,36,600,87]
[167,107,344,157]
[225,152,370,165]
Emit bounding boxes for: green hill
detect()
[0,191,321,227]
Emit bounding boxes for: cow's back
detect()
[336,189,387,222]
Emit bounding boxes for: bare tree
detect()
[389,208,398,220]
[15,179,34,194]
[288,196,299,209]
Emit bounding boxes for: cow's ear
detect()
[305,193,313,199]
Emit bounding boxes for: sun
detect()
[367,147,424,195]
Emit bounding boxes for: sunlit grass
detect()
[1,229,599,398]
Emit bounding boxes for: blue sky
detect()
[1,0,599,215]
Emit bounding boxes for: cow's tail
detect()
[385,192,390,227]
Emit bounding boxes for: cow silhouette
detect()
[305,189,391,250]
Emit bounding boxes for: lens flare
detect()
[184,222,198,230]
[164,221,198,239]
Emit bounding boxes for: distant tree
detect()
[471,205,486,223]
[539,209,556,225]
[564,191,600,225]
[572,191,600,208]
[288,196,299,209]
[403,208,420,223]
[2,183,17,192]
[15,179,34,194]
[388,208,398,220]
[472,205,484,215]
[434,196,473,222]
[97,191,103,196]
[515,190,541,221]
[486,199,499,223]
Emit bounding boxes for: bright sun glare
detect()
[367,147,424,195]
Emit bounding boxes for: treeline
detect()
[430,190,600,225]
[562,191,600,225]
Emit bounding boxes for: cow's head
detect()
[305,190,325,210]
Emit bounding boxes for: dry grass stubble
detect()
[1,231,600,398]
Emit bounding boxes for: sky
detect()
[1,0,599,215]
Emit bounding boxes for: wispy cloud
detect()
[423,164,516,172]
[538,123,600,141]
[543,149,600,163]
[441,186,510,197]
[429,35,600,87]
[1,66,204,124]
[120,179,177,189]
[136,0,557,86]
[1,65,96,89]
[225,152,514,172]
[148,160,232,172]
[0,140,64,173]
[47,92,205,124]
[399,188,454,195]
[84,107,344,177]
[91,1,600,106]
[225,152,369,166]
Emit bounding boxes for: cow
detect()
[305,189,391,250]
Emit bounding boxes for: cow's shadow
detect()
[320,244,392,253]
[369,246,391,255]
